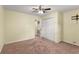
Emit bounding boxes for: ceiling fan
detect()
[32,5,51,14]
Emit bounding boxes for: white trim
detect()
[5,37,35,44]
[63,40,79,46]
[0,44,4,53]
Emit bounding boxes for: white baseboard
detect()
[41,36,61,43]
[54,39,61,43]
[0,44,4,53]
[63,40,79,46]
[5,37,35,44]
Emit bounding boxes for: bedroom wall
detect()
[0,6,4,52]
[57,12,63,41]
[63,9,79,46]
[4,10,40,44]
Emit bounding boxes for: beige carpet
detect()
[1,36,79,54]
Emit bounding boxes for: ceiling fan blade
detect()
[44,8,51,10]
[32,8,38,10]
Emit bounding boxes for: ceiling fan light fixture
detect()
[32,5,51,14]
[38,10,43,14]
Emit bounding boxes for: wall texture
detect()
[57,12,63,41]
[63,9,79,46]
[2,7,79,48]
[5,10,40,44]
[0,6,4,52]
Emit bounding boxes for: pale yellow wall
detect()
[57,12,63,41]
[5,10,40,44]
[4,9,63,44]
[41,11,63,43]
[0,6,4,52]
[3,8,79,46]
[63,9,79,46]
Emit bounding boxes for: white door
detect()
[41,18,56,41]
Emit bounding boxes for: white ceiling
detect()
[3,5,79,16]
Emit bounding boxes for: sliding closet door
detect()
[41,18,56,41]
[41,19,47,38]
